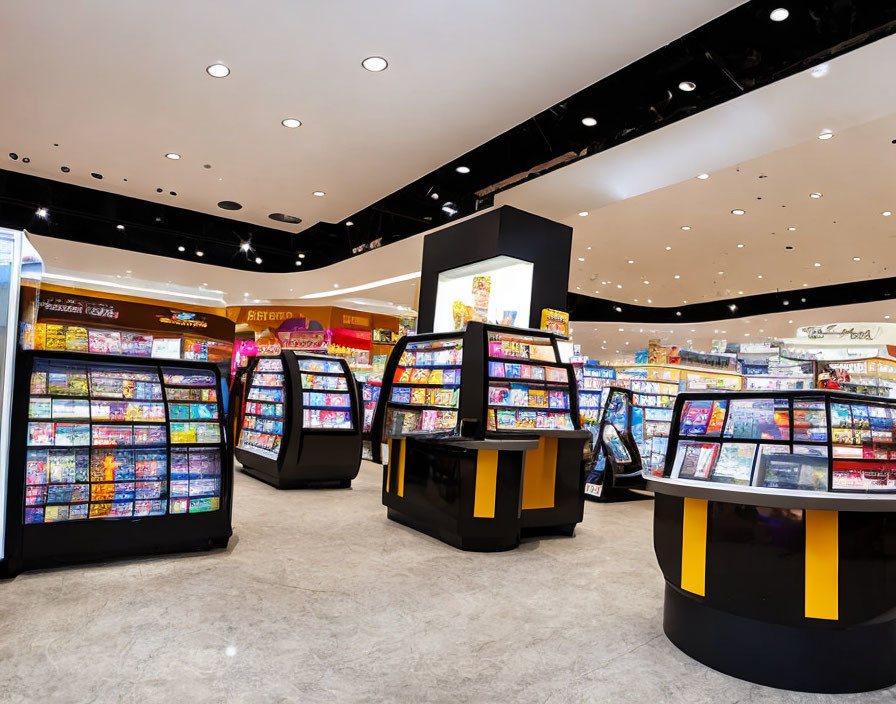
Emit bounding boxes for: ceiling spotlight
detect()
[255,257,262,264]
[361,56,388,72]
[643,280,649,285]
[577,257,585,262]
[298,253,306,259]
[206,63,230,78]
[757,274,763,278]
[883,211,892,217]
[809,192,823,199]
[731,209,745,215]
[729,304,737,312]
[814,262,821,267]
[678,81,696,92]
[312,191,326,197]
[581,117,597,127]
[116,224,125,231]
[442,201,459,216]
[676,311,682,317]
[681,226,691,231]
[769,7,790,21]
[616,284,622,289]
[281,118,302,128]
[614,306,622,312]
[240,243,252,253]
[787,226,797,231]
[737,243,744,248]
[627,260,634,264]
[165,153,181,160]
[696,173,710,180]
[333,284,339,289]
[853,256,861,261]
[455,165,470,174]
[35,208,48,219]
[811,63,829,78]
[295,260,302,266]
[783,300,789,306]
[196,250,204,257]
[818,129,834,140]
[178,246,185,252]
[578,211,588,217]
[345,220,354,226]
[430,192,439,200]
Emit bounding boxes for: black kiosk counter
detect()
[3,351,233,576]
[648,389,896,693]
[371,322,590,551]
[234,352,362,488]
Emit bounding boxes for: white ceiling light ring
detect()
[300,271,421,299]
[165,153,181,160]
[206,63,230,78]
[581,117,597,127]
[361,56,388,72]
[281,118,302,128]
[769,8,790,22]
[678,81,696,92]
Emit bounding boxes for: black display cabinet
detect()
[647,389,896,693]
[234,351,361,488]
[371,322,591,551]
[3,351,233,576]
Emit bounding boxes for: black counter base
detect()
[387,507,519,552]
[240,464,352,490]
[663,583,896,693]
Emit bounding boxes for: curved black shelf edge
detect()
[567,277,896,325]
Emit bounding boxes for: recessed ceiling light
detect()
[809,192,823,199]
[769,8,789,21]
[240,242,251,252]
[886,315,891,320]
[295,261,302,266]
[787,226,797,231]
[281,118,302,128]
[430,192,439,200]
[853,256,861,261]
[674,274,680,279]
[165,153,181,160]
[255,257,262,264]
[178,246,185,252]
[196,250,204,257]
[729,304,738,311]
[717,271,724,275]
[696,173,710,180]
[680,226,691,231]
[616,284,622,289]
[643,280,649,285]
[883,211,892,217]
[206,63,230,78]
[586,246,592,250]
[581,117,597,127]
[578,211,588,217]
[333,284,339,289]
[35,208,48,219]
[577,257,585,262]
[757,274,763,278]
[116,224,125,231]
[676,312,682,317]
[731,209,745,215]
[455,165,470,174]
[312,191,326,197]
[647,299,652,304]
[665,246,671,251]
[814,262,821,267]
[243,292,249,297]
[818,129,834,140]
[811,63,829,78]
[345,221,354,226]
[627,260,634,264]
[737,243,744,248]
[678,81,696,92]
[298,253,306,259]
[361,56,388,72]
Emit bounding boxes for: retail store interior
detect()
[2,1,896,701]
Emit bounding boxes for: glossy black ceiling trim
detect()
[2,1,895,273]
[567,277,896,325]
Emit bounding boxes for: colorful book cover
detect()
[45,324,67,350]
[443,369,459,385]
[410,388,427,406]
[410,368,430,384]
[505,364,522,379]
[428,369,443,385]
[518,411,537,429]
[488,387,510,406]
[391,387,412,404]
[520,365,532,379]
[528,389,547,408]
[488,362,505,378]
[531,366,546,381]
[509,384,528,407]
[496,409,517,429]
[30,372,47,394]
[65,326,89,352]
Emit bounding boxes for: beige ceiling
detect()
[0,0,735,233]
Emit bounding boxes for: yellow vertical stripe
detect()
[473,450,499,518]
[386,439,392,493]
[681,497,708,597]
[805,509,838,620]
[522,437,558,510]
[397,439,406,498]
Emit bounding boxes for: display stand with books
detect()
[371,322,590,551]
[3,351,232,575]
[646,389,896,693]
[234,352,361,488]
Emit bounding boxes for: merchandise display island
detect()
[371,322,590,551]
[235,352,361,488]
[4,351,232,575]
[648,389,896,693]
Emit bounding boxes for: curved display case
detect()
[648,389,896,693]
[370,322,590,551]
[583,387,648,499]
[234,352,361,488]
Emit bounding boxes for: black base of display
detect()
[387,507,519,552]
[663,583,896,693]
[240,465,351,490]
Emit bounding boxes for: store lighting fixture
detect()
[696,173,710,180]
[731,209,745,215]
[883,211,892,217]
[577,257,585,262]
[678,81,696,92]
[578,211,588,217]
[430,192,439,200]
[647,299,652,303]
[586,246,592,251]
[674,274,680,279]
[312,191,325,197]
[853,257,861,261]
[757,274,763,278]
[298,253,306,259]
[178,246,185,252]
[809,192,823,198]
[206,63,230,78]
[811,63,829,78]
[345,220,354,226]
[442,202,458,216]
[769,7,789,21]
[165,153,181,160]
[300,271,421,299]
[281,118,302,128]
[643,280,649,285]
[718,271,724,275]
[886,315,891,320]
[614,306,622,312]
[240,242,251,252]
[116,224,125,231]
[581,117,597,127]
[42,272,225,303]
[787,226,797,231]
[255,257,262,264]
[196,250,204,257]
[814,262,821,267]
[681,226,691,231]
[455,166,470,174]
[676,311,682,317]
[818,129,834,140]
[737,243,744,248]
[295,261,302,266]
[627,260,634,264]
[665,246,671,251]
[35,208,48,219]
[616,284,622,289]
[361,56,388,72]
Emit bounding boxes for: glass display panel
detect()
[723,398,790,440]
[605,391,629,432]
[602,424,631,463]
[671,441,720,480]
[754,452,828,491]
[793,399,827,442]
[710,442,757,485]
[297,358,343,373]
[679,400,727,437]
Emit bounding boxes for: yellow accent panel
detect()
[805,509,838,620]
[386,439,393,493]
[681,498,708,597]
[473,450,499,518]
[522,437,557,510]
[397,439,406,498]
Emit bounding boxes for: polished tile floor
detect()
[0,461,891,703]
